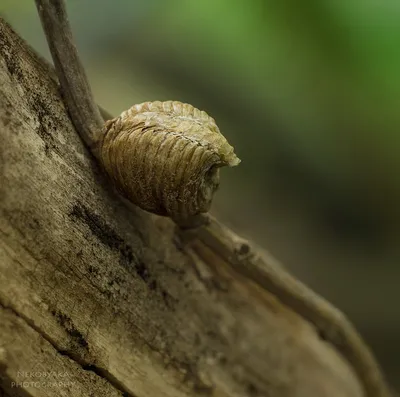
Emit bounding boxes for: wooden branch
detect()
[0,16,391,397]
[182,216,391,397]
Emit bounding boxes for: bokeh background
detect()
[2,0,399,389]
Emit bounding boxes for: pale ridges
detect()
[99,101,240,219]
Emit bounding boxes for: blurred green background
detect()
[2,0,399,388]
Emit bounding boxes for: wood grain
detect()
[0,17,387,397]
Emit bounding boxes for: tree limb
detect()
[0,16,391,397]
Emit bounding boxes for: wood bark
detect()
[0,17,382,397]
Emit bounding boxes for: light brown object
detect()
[98,101,240,220]
[36,0,239,221]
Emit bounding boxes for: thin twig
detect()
[178,214,391,397]
[35,0,103,151]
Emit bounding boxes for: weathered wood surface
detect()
[0,17,374,397]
